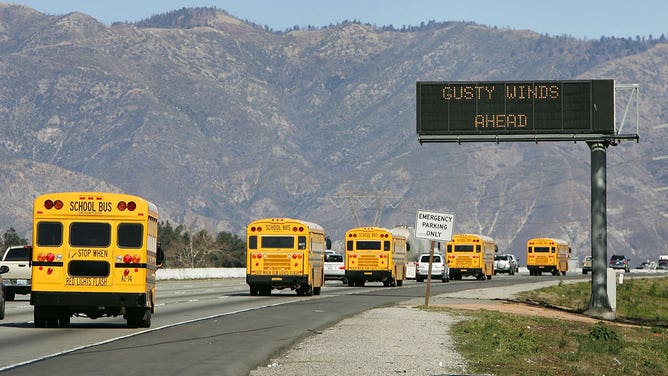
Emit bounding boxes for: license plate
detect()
[17,279,27,286]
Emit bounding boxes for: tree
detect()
[215,231,246,267]
[2,228,28,250]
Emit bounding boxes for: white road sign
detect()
[415,210,455,241]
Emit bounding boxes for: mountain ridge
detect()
[0,5,665,264]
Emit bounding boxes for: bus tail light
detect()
[43,199,64,210]
[46,253,55,262]
[117,201,137,211]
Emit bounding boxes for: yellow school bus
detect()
[446,234,496,280]
[246,218,326,296]
[344,227,407,287]
[31,192,164,328]
[526,237,571,276]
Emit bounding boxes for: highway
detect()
[0,274,588,375]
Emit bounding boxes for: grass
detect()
[428,276,668,376]
[516,275,668,324]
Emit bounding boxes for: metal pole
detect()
[585,141,615,319]
[424,241,435,307]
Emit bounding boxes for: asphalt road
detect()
[0,274,589,375]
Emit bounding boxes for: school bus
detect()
[31,192,164,328]
[246,218,326,296]
[344,227,407,287]
[526,237,571,276]
[446,234,496,280]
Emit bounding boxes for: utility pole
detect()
[328,190,403,227]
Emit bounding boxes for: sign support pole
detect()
[424,241,436,307]
[585,141,615,319]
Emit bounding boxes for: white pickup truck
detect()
[1,245,32,301]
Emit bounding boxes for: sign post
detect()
[415,210,455,306]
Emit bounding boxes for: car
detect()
[415,253,449,282]
[1,245,33,301]
[0,265,9,320]
[494,254,518,275]
[324,253,346,283]
[636,260,657,270]
[582,256,593,274]
[609,254,630,272]
[657,260,668,270]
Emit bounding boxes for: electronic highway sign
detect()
[416,80,615,142]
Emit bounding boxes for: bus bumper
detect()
[31,291,148,308]
[246,274,308,289]
[528,266,560,275]
[450,268,483,279]
[345,270,392,283]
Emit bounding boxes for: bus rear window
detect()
[37,222,63,246]
[118,223,143,248]
[454,245,474,252]
[534,247,551,253]
[356,241,381,250]
[68,260,110,277]
[261,236,295,249]
[70,222,111,247]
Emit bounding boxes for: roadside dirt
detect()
[440,300,603,323]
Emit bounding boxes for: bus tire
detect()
[34,306,48,328]
[59,314,71,328]
[5,291,15,302]
[313,287,321,295]
[397,279,403,286]
[347,279,355,287]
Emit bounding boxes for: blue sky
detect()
[6,0,667,40]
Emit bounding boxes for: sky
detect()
[6,0,667,40]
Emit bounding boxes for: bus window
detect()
[534,247,550,253]
[68,260,110,277]
[37,222,63,246]
[476,245,481,253]
[384,241,390,251]
[118,223,143,248]
[356,241,381,250]
[70,222,111,247]
[298,236,306,250]
[261,236,294,249]
[347,240,353,251]
[454,245,474,252]
[248,236,258,249]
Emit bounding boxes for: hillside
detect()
[0,4,666,264]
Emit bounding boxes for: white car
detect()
[324,253,346,283]
[415,253,449,282]
[494,254,518,275]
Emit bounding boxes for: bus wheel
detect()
[347,279,355,287]
[127,308,151,328]
[59,314,71,328]
[397,279,403,286]
[34,306,48,328]
[249,285,259,296]
[296,284,312,296]
[260,286,272,296]
[313,287,321,295]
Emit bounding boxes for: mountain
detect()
[0,4,666,264]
